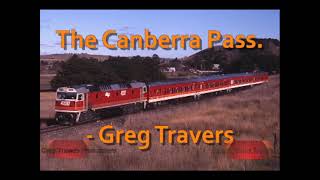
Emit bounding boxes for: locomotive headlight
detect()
[67,88,76,92]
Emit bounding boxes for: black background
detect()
[3,0,306,177]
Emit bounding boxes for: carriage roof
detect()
[148,72,264,87]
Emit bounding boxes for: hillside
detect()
[187,38,280,61]
[40,53,111,61]
[183,38,280,73]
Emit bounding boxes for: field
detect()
[40,75,280,170]
[40,74,55,90]
[40,92,55,119]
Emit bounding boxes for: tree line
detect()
[51,54,166,89]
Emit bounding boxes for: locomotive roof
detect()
[148,72,265,87]
[69,82,146,92]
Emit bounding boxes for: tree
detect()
[152,54,159,59]
[50,54,166,89]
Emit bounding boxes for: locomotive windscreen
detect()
[57,92,77,100]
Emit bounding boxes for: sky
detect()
[40,10,280,58]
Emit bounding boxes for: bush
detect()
[50,55,166,89]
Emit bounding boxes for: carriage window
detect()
[143,87,147,93]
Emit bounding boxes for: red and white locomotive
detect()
[55,72,268,125]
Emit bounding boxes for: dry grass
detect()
[40,75,280,171]
[40,74,55,90]
[40,92,56,119]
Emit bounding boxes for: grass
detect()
[40,74,55,90]
[40,92,56,119]
[40,75,280,170]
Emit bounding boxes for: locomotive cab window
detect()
[57,92,77,100]
[77,94,84,101]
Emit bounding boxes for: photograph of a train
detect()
[40,10,280,171]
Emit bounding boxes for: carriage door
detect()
[77,93,86,110]
[84,93,88,110]
[141,86,147,100]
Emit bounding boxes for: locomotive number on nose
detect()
[61,101,70,106]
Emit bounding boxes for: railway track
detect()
[40,125,71,134]
[40,117,123,134]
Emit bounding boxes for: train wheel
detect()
[69,118,76,126]
[79,110,99,122]
[67,113,76,126]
